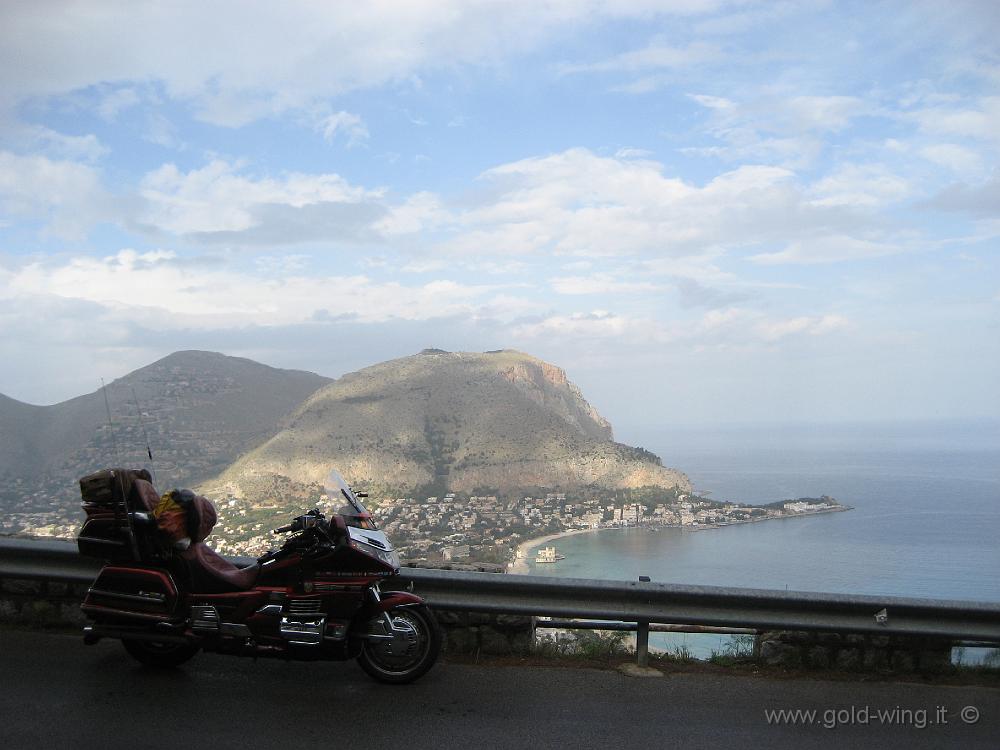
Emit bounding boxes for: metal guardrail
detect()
[3,537,1000,659]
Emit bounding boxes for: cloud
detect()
[96,86,142,121]
[315,111,369,146]
[614,147,654,159]
[749,235,904,265]
[373,192,451,236]
[511,307,849,347]
[550,274,664,295]
[26,127,109,162]
[136,159,384,237]
[806,164,910,208]
[924,172,1000,217]
[450,149,787,257]
[918,143,985,175]
[430,148,906,267]
[0,1,732,126]
[685,93,867,166]
[2,144,914,267]
[3,248,524,329]
[908,96,1000,142]
[0,151,110,238]
[144,112,184,149]
[558,39,722,76]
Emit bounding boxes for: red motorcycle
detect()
[76,467,441,683]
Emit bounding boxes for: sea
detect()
[520,420,1000,660]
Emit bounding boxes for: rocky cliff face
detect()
[203,349,689,500]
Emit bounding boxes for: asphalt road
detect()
[0,629,997,750]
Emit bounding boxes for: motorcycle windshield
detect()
[322,468,371,517]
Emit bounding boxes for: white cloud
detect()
[749,235,904,265]
[435,149,907,266]
[777,96,866,133]
[373,191,450,236]
[925,173,1000,217]
[614,147,654,159]
[0,151,110,238]
[909,96,1000,142]
[0,1,732,126]
[27,127,109,161]
[550,274,663,295]
[137,159,382,235]
[690,93,868,135]
[96,86,141,121]
[144,112,184,149]
[3,248,515,328]
[918,143,983,175]
[316,111,369,146]
[807,164,910,208]
[309,147,911,271]
[686,93,867,166]
[1,144,913,267]
[512,307,849,347]
[559,40,722,76]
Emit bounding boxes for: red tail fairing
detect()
[82,566,179,621]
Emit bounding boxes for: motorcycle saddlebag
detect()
[81,566,179,623]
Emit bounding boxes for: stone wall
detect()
[756,630,954,675]
[0,576,89,628]
[0,574,965,669]
[434,611,536,656]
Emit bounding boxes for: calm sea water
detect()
[523,420,1000,658]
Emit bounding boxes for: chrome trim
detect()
[87,587,166,604]
[287,598,322,615]
[190,605,220,633]
[280,616,325,645]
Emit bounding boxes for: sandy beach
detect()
[508,527,608,574]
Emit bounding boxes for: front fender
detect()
[371,591,423,614]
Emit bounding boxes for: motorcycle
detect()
[75,467,441,683]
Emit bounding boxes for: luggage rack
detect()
[78,468,148,562]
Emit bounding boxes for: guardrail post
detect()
[636,620,649,667]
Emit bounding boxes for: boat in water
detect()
[535,546,565,563]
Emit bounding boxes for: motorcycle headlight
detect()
[351,539,399,569]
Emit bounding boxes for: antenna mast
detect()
[101,378,140,560]
[130,386,155,482]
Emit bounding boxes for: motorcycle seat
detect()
[181,543,260,594]
[177,495,259,593]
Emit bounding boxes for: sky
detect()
[0,1,998,437]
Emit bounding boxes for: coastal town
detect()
[6,476,848,570]
[375,491,847,568]
[206,487,848,567]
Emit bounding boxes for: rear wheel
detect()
[122,638,199,668]
[357,605,441,684]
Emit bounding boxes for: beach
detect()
[509,527,609,574]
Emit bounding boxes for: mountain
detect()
[202,349,690,502]
[0,351,330,528]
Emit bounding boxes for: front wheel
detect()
[122,638,200,668]
[357,605,441,684]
